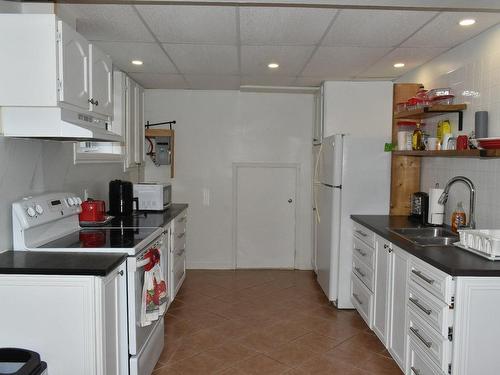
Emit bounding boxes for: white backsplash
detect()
[420,157,500,228]
[0,138,134,251]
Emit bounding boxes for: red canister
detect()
[456,135,469,151]
[79,199,106,222]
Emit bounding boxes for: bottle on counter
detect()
[412,123,425,151]
[451,201,466,233]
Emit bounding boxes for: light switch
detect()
[203,188,210,207]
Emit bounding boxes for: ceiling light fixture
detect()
[459,19,476,26]
[131,60,143,66]
[268,63,279,69]
[393,63,405,68]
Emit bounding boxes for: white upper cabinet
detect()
[134,84,145,165]
[89,44,113,117]
[58,21,90,111]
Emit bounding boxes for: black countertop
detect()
[0,251,127,276]
[351,215,500,277]
[105,203,188,229]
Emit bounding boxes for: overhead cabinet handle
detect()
[412,269,435,285]
[409,297,432,315]
[410,327,432,348]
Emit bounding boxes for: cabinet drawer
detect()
[352,236,375,269]
[352,254,374,292]
[174,212,187,234]
[351,273,373,328]
[173,231,186,251]
[353,222,375,247]
[408,284,453,337]
[409,258,454,304]
[408,311,451,372]
[408,337,445,375]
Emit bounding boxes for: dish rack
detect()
[454,229,500,261]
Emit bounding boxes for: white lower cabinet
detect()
[0,261,127,375]
[373,236,391,346]
[408,337,444,375]
[351,273,373,327]
[168,209,188,301]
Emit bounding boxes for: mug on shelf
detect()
[456,135,469,151]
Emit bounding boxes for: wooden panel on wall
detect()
[390,83,423,215]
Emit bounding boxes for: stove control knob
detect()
[35,204,44,215]
[67,197,75,206]
[26,207,36,217]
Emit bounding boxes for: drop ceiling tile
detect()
[240,75,297,86]
[184,75,240,90]
[240,7,336,45]
[128,73,188,89]
[94,41,177,74]
[322,9,437,47]
[301,46,392,78]
[359,47,447,78]
[136,5,237,44]
[66,5,154,42]
[402,12,500,48]
[240,45,314,76]
[163,44,239,75]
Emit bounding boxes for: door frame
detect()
[232,162,300,269]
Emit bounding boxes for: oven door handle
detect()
[132,257,151,271]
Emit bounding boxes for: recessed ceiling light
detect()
[131,60,143,66]
[393,63,405,68]
[268,63,279,69]
[459,19,476,26]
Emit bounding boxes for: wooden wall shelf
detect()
[393,149,500,158]
[394,104,467,130]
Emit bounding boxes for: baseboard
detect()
[186,261,314,270]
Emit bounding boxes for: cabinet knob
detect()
[94,100,99,106]
[118,270,124,276]
[88,98,94,104]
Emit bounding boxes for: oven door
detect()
[127,233,169,355]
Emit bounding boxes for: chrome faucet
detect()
[438,176,476,229]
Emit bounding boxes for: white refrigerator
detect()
[315,134,390,308]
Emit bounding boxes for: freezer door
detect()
[319,134,343,186]
[316,183,342,302]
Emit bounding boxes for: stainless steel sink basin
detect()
[388,227,458,247]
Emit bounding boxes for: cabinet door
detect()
[388,246,409,371]
[373,237,391,346]
[134,84,145,164]
[58,21,89,110]
[102,262,128,375]
[125,77,136,170]
[89,44,113,117]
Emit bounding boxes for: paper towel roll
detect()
[428,188,445,225]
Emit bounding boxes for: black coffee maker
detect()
[109,180,134,216]
[409,192,429,225]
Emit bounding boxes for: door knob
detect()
[288,199,293,203]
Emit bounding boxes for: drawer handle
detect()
[176,248,186,256]
[412,269,435,285]
[177,232,186,239]
[177,216,187,223]
[355,230,367,237]
[410,366,421,375]
[410,327,432,348]
[354,248,367,257]
[354,267,366,278]
[352,293,363,305]
[409,297,432,315]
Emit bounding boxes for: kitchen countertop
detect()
[105,203,188,228]
[0,251,127,276]
[351,215,500,277]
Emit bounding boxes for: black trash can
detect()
[0,348,47,375]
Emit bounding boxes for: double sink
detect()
[389,227,458,247]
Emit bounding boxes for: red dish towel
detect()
[140,249,168,327]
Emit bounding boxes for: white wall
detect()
[0,138,134,251]
[399,24,500,228]
[144,90,314,269]
[323,81,393,138]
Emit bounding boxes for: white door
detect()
[58,21,89,110]
[235,165,297,269]
[102,261,128,375]
[388,246,409,370]
[125,77,136,170]
[89,44,113,117]
[134,84,145,164]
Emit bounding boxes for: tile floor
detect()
[154,270,403,374]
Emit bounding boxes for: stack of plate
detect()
[477,137,500,149]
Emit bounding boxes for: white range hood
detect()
[0,107,122,142]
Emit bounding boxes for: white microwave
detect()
[133,183,172,211]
